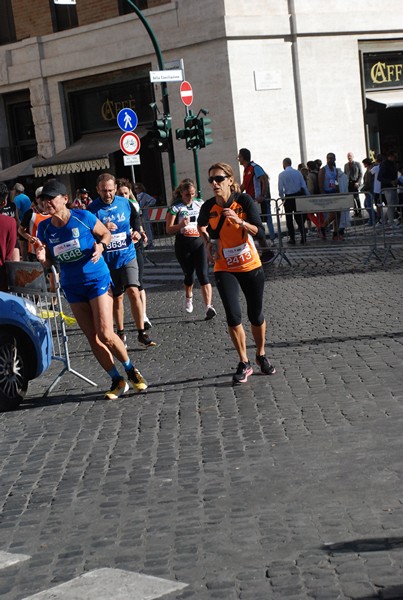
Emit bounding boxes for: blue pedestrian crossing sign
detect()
[117,108,138,132]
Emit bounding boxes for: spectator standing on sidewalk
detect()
[0,183,18,291]
[298,163,313,235]
[237,148,275,259]
[35,179,148,400]
[336,167,350,239]
[307,161,320,195]
[11,182,31,222]
[134,183,156,249]
[11,182,32,260]
[79,188,92,207]
[318,152,342,240]
[278,157,309,244]
[72,188,91,209]
[361,158,377,226]
[0,183,20,261]
[198,162,276,385]
[344,152,363,217]
[371,154,384,223]
[305,160,325,233]
[0,191,16,219]
[166,178,216,320]
[378,150,399,228]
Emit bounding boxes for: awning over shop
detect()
[366,89,403,108]
[33,129,145,178]
[0,155,44,182]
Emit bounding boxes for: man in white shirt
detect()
[278,157,309,244]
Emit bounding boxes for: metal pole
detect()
[186,108,202,198]
[124,0,178,191]
[193,148,202,199]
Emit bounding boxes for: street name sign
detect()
[150,70,183,83]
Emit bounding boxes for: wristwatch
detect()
[100,242,107,252]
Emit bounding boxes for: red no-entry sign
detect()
[180,81,193,107]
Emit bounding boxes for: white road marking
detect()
[0,551,30,568]
[21,568,188,599]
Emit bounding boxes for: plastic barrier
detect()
[6,261,96,396]
[145,207,174,250]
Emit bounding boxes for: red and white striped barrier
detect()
[147,207,168,221]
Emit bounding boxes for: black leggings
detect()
[215,267,265,328]
[175,238,210,287]
[284,195,305,241]
[135,241,144,291]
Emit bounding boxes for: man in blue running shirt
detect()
[88,173,157,349]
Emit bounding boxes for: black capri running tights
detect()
[175,239,210,287]
[214,267,265,328]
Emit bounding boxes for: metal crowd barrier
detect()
[6,261,97,397]
[261,192,402,266]
[144,195,402,267]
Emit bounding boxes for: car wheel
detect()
[0,333,29,411]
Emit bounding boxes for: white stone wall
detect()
[228,37,299,182]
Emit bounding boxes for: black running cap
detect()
[41,180,68,198]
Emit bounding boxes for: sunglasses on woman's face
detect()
[208,175,228,184]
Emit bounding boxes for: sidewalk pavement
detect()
[0,253,403,600]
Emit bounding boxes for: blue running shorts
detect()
[62,272,112,304]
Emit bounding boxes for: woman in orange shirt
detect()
[198,162,276,384]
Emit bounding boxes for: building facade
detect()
[0,0,402,200]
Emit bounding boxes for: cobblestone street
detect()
[1,249,403,600]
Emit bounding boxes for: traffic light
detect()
[150,115,171,151]
[176,111,213,151]
[199,116,213,148]
[175,122,189,142]
[185,114,201,150]
[176,114,201,150]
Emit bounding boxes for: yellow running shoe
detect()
[127,368,148,393]
[105,376,129,400]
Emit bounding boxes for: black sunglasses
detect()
[208,175,228,184]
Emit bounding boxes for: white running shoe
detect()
[185,296,193,313]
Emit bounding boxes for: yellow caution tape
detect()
[38,309,77,326]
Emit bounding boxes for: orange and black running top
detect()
[198,192,264,273]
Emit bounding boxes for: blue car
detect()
[0,292,52,411]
